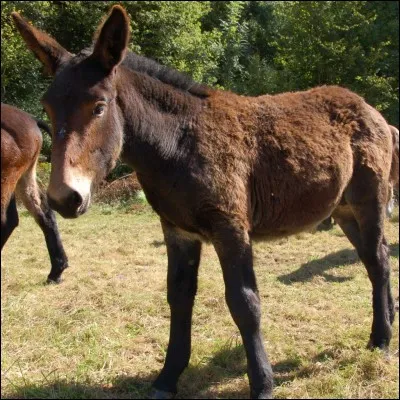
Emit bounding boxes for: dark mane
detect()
[74,47,210,98]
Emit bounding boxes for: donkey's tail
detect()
[35,119,52,135]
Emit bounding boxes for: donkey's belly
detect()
[250,158,352,238]
[251,193,339,239]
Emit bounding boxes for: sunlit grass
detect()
[1,204,398,399]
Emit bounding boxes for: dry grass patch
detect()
[1,205,399,399]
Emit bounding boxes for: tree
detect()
[272,1,399,125]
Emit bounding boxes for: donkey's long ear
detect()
[11,12,72,76]
[92,5,130,72]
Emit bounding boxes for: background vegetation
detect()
[2,1,399,162]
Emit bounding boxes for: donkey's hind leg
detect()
[16,159,68,283]
[1,195,19,250]
[333,188,394,349]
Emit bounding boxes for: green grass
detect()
[1,204,399,399]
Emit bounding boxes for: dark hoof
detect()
[46,262,68,284]
[251,390,273,399]
[46,276,62,284]
[366,339,390,357]
[148,388,175,399]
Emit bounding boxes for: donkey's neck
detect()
[116,67,203,176]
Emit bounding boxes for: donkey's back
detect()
[198,85,393,237]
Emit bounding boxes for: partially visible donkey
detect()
[1,103,68,283]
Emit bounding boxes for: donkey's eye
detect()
[93,103,106,116]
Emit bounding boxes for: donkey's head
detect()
[12,6,130,218]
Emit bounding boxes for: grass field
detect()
[1,202,399,399]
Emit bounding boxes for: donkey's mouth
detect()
[48,192,91,219]
[77,193,91,216]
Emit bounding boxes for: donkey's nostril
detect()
[69,190,83,208]
[47,190,85,219]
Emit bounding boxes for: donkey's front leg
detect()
[16,171,68,283]
[151,220,201,399]
[213,224,273,399]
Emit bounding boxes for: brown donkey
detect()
[12,6,397,398]
[1,103,68,283]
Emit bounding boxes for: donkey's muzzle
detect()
[48,190,88,219]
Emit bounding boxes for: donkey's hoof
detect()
[366,339,390,357]
[148,388,175,399]
[251,390,273,399]
[46,276,62,284]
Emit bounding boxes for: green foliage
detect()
[123,1,222,85]
[40,130,52,160]
[105,161,133,182]
[2,1,399,170]
[272,1,399,124]
[1,1,50,117]
[36,161,51,188]
[209,1,249,89]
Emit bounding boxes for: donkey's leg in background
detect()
[333,208,395,328]
[332,207,362,250]
[16,159,68,283]
[356,207,394,347]
[152,220,202,398]
[213,223,273,399]
[334,187,394,349]
[1,195,19,250]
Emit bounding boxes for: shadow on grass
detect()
[278,243,399,285]
[3,341,378,399]
[389,242,399,258]
[272,347,354,387]
[151,240,165,248]
[3,343,248,399]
